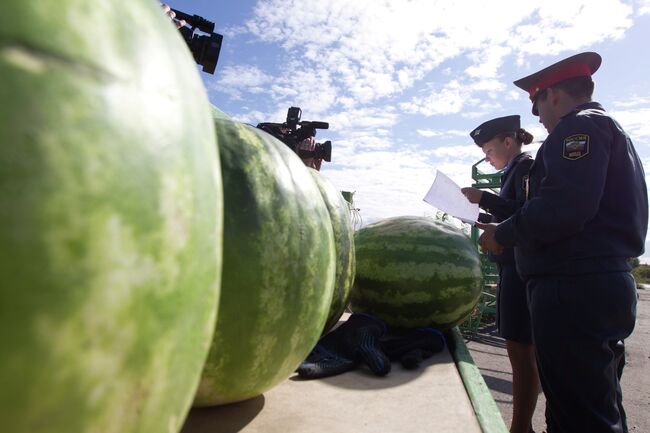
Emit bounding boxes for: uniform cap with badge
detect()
[513,52,601,115]
[469,115,521,147]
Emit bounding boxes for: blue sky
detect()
[168,0,650,260]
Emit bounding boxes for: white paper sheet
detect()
[423,171,479,224]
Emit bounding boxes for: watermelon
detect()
[194,118,336,406]
[0,2,222,433]
[350,216,482,329]
[309,169,355,332]
[210,104,231,121]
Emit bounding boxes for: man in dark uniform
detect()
[477,52,648,433]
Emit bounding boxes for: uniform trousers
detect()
[526,272,637,433]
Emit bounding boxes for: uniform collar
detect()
[561,101,605,119]
[503,152,529,176]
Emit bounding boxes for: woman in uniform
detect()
[462,115,539,433]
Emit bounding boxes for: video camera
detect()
[171,8,223,75]
[257,107,332,162]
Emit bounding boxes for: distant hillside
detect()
[633,264,650,285]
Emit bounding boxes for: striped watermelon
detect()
[194,118,336,406]
[350,216,482,329]
[309,169,355,332]
[210,104,231,121]
[0,2,222,433]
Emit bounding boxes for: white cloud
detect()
[512,0,632,55]
[220,25,248,39]
[400,80,467,116]
[316,137,487,224]
[611,97,650,147]
[611,107,650,146]
[426,144,484,161]
[215,65,272,99]
[416,129,441,138]
[462,109,498,120]
[465,46,513,79]
[339,134,392,150]
[322,150,445,221]
[234,0,634,114]
[612,96,650,109]
[506,90,522,101]
[212,0,645,238]
[324,106,400,134]
[636,0,650,15]
[448,129,470,137]
[229,109,270,125]
[469,79,507,93]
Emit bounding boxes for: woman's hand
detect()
[461,187,483,204]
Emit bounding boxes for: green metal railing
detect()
[341,190,362,230]
[460,158,502,338]
[448,327,510,433]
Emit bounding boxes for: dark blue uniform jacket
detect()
[478,152,533,265]
[495,102,648,277]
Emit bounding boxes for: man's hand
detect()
[476,222,504,255]
[298,137,322,171]
[298,136,316,152]
[461,187,483,204]
[161,3,186,28]
[302,158,323,171]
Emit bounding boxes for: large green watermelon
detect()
[309,169,355,332]
[350,216,482,329]
[210,104,231,121]
[0,2,222,433]
[194,118,336,406]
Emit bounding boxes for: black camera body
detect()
[171,8,223,75]
[257,107,332,162]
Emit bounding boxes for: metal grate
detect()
[460,158,502,339]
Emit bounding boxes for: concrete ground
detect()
[466,286,650,433]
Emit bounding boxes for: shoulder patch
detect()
[562,134,590,160]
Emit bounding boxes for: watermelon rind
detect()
[350,216,482,329]
[194,118,335,406]
[309,169,355,332]
[0,2,222,432]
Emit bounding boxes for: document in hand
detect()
[423,171,479,225]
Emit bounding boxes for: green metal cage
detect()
[460,158,502,338]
